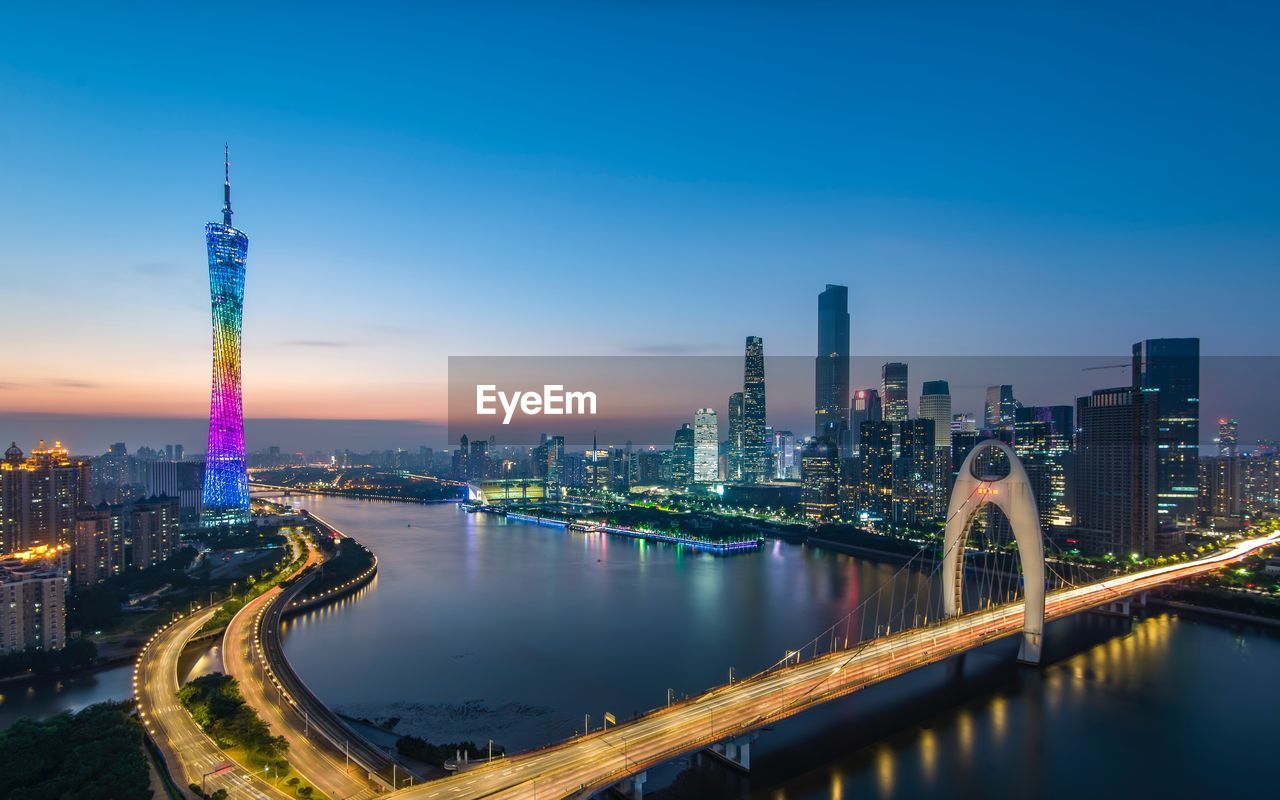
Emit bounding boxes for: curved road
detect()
[222,537,388,799]
[135,605,289,800]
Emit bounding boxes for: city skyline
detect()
[3,3,1279,433]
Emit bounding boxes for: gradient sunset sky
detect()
[3,3,1278,449]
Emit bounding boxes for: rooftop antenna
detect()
[222,143,234,227]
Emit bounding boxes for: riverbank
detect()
[471,504,764,553]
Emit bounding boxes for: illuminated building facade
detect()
[849,388,881,456]
[1132,338,1200,527]
[1,441,90,552]
[800,439,839,522]
[881,362,909,425]
[693,408,719,484]
[1217,417,1239,458]
[985,384,1017,431]
[814,285,850,443]
[919,380,952,452]
[742,336,767,482]
[0,545,68,653]
[201,149,251,526]
[726,392,744,482]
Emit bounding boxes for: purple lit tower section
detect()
[201,147,251,526]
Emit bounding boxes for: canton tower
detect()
[200,146,251,526]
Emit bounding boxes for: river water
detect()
[3,493,1276,799]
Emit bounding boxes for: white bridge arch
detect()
[941,439,1046,664]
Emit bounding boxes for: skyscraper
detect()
[726,392,744,482]
[814,285,850,443]
[1132,338,1200,526]
[800,439,839,522]
[1217,417,1239,458]
[849,388,882,456]
[693,409,719,484]
[201,148,251,527]
[984,385,1017,431]
[672,424,694,487]
[880,363,909,423]
[919,380,952,452]
[742,336,767,482]
[1074,387,1159,556]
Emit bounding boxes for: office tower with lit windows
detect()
[201,149,252,527]
[893,419,940,524]
[858,421,894,518]
[693,408,720,484]
[1014,405,1074,529]
[814,285,850,444]
[881,363,909,423]
[984,385,1017,431]
[726,392,744,482]
[772,430,797,479]
[1074,387,1159,556]
[672,424,695,486]
[1132,338,1200,527]
[1217,418,1239,458]
[800,439,840,522]
[849,389,881,456]
[742,336,767,482]
[919,380,952,452]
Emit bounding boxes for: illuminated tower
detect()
[201,146,251,526]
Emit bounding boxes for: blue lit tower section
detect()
[201,146,251,526]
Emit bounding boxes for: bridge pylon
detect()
[941,439,1046,664]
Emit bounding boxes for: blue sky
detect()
[2,2,1278,442]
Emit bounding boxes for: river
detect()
[2,493,1276,799]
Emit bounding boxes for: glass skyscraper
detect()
[201,149,251,527]
[1132,338,1200,527]
[814,285,850,443]
[742,335,767,482]
[881,362,909,423]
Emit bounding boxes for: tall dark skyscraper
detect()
[201,147,251,527]
[880,362,909,423]
[1132,338,1200,526]
[726,392,744,482]
[814,285,850,443]
[1075,387,1159,555]
[672,423,694,487]
[742,336,767,483]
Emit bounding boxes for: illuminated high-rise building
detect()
[814,285,850,443]
[726,392,744,482]
[1132,338,1200,526]
[984,385,1017,431]
[1217,417,1239,458]
[201,147,251,527]
[849,389,881,456]
[919,380,952,452]
[693,408,720,484]
[742,336,767,482]
[881,363,909,423]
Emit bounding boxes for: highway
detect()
[222,535,388,800]
[382,529,1280,800]
[135,604,288,800]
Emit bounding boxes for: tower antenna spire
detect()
[222,143,234,227]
